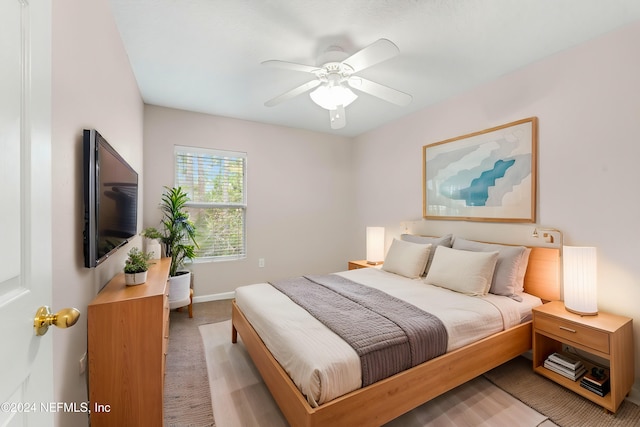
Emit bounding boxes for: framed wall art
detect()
[423,117,537,223]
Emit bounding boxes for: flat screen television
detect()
[83,129,138,268]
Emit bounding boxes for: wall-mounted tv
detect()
[83,129,138,268]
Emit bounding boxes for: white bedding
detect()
[234,267,542,407]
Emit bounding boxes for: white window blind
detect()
[174,146,246,259]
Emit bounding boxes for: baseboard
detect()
[192,291,235,303]
[627,385,640,406]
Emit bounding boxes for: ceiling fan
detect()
[262,38,412,130]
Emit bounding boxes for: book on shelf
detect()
[582,368,610,387]
[547,352,583,370]
[580,379,610,397]
[543,359,586,381]
[580,367,610,396]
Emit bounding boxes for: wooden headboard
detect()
[523,246,561,302]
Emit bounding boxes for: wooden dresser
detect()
[88,257,171,427]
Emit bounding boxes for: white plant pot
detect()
[145,238,162,260]
[124,271,147,286]
[168,271,191,304]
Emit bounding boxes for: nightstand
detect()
[348,260,381,270]
[532,301,634,413]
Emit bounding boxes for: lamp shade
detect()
[563,246,598,315]
[366,227,385,265]
[309,84,358,110]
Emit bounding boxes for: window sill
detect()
[192,255,247,264]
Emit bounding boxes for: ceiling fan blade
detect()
[329,105,346,129]
[264,79,321,107]
[342,38,400,73]
[261,60,321,74]
[347,77,412,106]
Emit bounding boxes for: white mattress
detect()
[234,268,542,407]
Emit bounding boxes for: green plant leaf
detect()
[144,186,199,276]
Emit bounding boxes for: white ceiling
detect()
[109,0,640,137]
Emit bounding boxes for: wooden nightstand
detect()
[532,301,634,413]
[348,260,381,270]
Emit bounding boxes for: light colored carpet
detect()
[164,300,232,427]
[200,320,550,427]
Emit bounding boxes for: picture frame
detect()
[423,117,537,223]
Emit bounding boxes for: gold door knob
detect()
[34,306,81,336]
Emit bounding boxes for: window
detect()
[174,146,246,260]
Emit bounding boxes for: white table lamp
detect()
[563,246,598,316]
[366,227,384,265]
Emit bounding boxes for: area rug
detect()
[484,356,640,427]
[200,320,549,427]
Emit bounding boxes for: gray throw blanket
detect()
[269,274,448,386]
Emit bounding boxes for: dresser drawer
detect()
[535,313,609,354]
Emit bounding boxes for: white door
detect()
[0,0,54,426]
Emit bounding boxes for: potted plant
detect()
[140,228,162,260]
[124,247,152,285]
[142,186,198,303]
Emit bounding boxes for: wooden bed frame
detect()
[231,246,560,427]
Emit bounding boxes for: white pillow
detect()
[452,237,528,300]
[425,246,499,296]
[381,239,432,279]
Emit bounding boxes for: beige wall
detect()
[51,0,144,426]
[352,21,640,402]
[143,106,355,298]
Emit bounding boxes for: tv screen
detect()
[83,129,138,268]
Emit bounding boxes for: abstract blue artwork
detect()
[423,117,537,222]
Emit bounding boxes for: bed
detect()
[231,236,561,427]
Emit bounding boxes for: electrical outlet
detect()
[79,352,87,375]
[258,258,265,268]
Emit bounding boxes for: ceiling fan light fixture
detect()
[263,38,409,129]
[309,84,358,110]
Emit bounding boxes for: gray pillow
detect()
[452,237,528,301]
[401,234,453,275]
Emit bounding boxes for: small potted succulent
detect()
[124,247,153,286]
